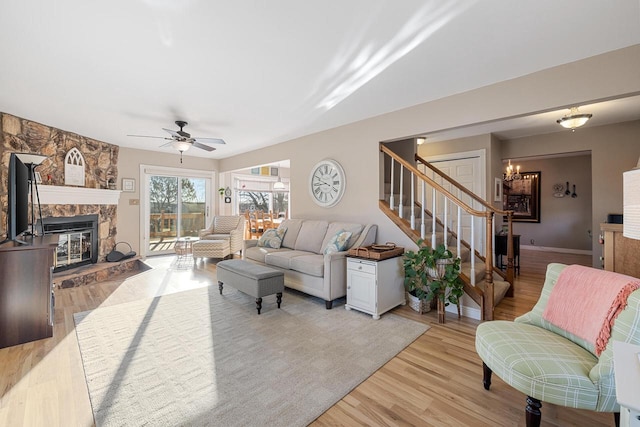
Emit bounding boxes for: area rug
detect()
[74,286,429,427]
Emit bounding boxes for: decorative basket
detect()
[406,292,431,314]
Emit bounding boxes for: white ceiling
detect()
[1,1,639,160]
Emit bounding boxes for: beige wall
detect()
[214,45,640,260]
[116,147,218,255]
[109,45,639,261]
[503,120,640,265]
[505,155,593,251]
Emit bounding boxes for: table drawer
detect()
[347,260,376,275]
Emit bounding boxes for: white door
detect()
[423,151,485,253]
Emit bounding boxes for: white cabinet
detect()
[345,256,405,320]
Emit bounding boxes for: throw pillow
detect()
[324,230,352,254]
[257,227,287,249]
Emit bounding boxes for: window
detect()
[235,176,289,216]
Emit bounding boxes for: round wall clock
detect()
[309,159,346,207]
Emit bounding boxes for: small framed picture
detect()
[122,178,135,192]
[224,196,231,204]
[494,177,503,202]
[34,171,42,184]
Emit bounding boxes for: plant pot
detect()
[427,258,454,279]
[406,292,431,314]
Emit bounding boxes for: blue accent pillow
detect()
[324,230,352,254]
[257,227,287,249]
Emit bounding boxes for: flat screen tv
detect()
[7,153,30,242]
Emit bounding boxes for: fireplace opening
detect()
[38,214,99,272]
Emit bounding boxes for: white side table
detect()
[345,256,405,320]
[613,341,640,427]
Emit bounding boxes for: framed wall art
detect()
[494,177,503,202]
[503,171,541,222]
[122,178,135,192]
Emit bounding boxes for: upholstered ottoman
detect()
[216,259,284,314]
[192,239,230,265]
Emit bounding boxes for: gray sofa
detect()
[243,219,377,308]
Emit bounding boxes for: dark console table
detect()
[495,234,520,276]
[0,235,58,348]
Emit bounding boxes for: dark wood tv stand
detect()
[0,234,58,348]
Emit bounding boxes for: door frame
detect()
[139,164,216,258]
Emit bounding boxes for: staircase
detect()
[380,144,516,320]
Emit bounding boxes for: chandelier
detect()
[504,159,521,182]
[556,106,592,131]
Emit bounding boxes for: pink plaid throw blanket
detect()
[542,265,640,356]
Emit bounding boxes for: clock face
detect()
[309,159,345,207]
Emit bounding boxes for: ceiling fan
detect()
[128,120,225,162]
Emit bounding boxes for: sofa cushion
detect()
[264,250,311,270]
[202,234,232,241]
[214,216,240,234]
[244,246,288,264]
[324,230,352,254]
[294,220,329,253]
[290,254,324,277]
[321,222,364,252]
[278,219,304,249]
[257,227,287,249]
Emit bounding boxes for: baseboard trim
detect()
[447,303,481,320]
[520,245,592,255]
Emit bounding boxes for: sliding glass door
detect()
[142,166,213,256]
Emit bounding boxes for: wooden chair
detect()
[262,210,274,230]
[247,214,264,239]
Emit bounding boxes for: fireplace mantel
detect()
[37,185,122,205]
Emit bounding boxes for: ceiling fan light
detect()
[556,107,592,130]
[171,140,191,152]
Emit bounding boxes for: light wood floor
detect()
[0,250,614,426]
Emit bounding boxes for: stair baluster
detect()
[456,206,462,259]
[389,159,395,211]
[399,164,404,219]
[470,214,476,285]
[420,179,426,239]
[431,188,437,249]
[410,172,415,229]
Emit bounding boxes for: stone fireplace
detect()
[39,214,99,272]
[36,185,121,264]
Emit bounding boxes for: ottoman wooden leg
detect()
[256,297,263,314]
[218,281,223,295]
[276,292,282,308]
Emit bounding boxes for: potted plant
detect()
[402,240,434,314]
[403,240,463,322]
[425,243,463,323]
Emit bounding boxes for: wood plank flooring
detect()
[0,250,615,426]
